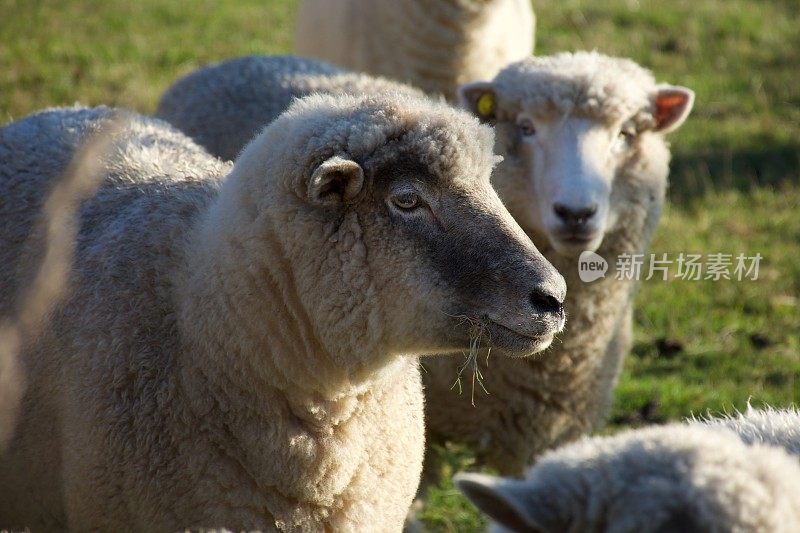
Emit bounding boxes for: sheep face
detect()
[360,145,566,358]
[229,93,566,364]
[458,53,694,258]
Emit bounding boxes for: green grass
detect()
[618,187,800,424]
[1,1,798,531]
[0,0,297,122]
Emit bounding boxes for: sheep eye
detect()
[614,129,635,153]
[392,191,420,210]
[517,118,536,137]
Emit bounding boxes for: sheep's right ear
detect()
[458,82,497,122]
[455,472,550,532]
[308,155,364,206]
[652,85,695,133]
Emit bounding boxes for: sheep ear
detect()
[458,82,497,122]
[308,155,364,206]
[455,473,550,532]
[652,85,694,133]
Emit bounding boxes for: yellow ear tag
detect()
[476,92,495,118]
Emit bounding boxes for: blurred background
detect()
[1,0,798,529]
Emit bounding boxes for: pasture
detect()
[1,0,797,529]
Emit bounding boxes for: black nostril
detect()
[553,203,570,220]
[553,203,598,226]
[530,288,564,316]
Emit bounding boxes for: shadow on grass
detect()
[669,143,800,202]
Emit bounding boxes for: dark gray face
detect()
[359,147,566,357]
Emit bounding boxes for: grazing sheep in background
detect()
[0,92,567,530]
[293,0,535,100]
[156,55,425,161]
[423,51,694,475]
[455,407,800,532]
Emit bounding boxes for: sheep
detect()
[422,51,695,475]
[293,0,535,101]
[156,55,426,162]
[455,407,800,532]
[0,92,567,530]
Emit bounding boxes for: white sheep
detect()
[293,0,535,100]
[456,407,800,532]
[156,55,426,162]
[0,92,567,530]
[422,51,695,475]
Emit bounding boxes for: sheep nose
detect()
[530,278,566,319]
[553,202,598,227]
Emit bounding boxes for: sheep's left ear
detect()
[652,85,694,133]
[455,473,550,532]
[308,155,364,206]
[458,81,497,122]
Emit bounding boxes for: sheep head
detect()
[225,92,566,372]
[459,52,694,257]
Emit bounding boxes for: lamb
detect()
[293,0,535,101]
[422,51,695,475]
[0,93,567,530]
[455,407,800,532]
[156,55,426,162]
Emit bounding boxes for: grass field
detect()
[2,0,798,530]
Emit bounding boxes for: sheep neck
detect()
[171,195,418,514]
[174,189,399,407]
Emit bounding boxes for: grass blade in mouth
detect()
[450,324,490,406]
